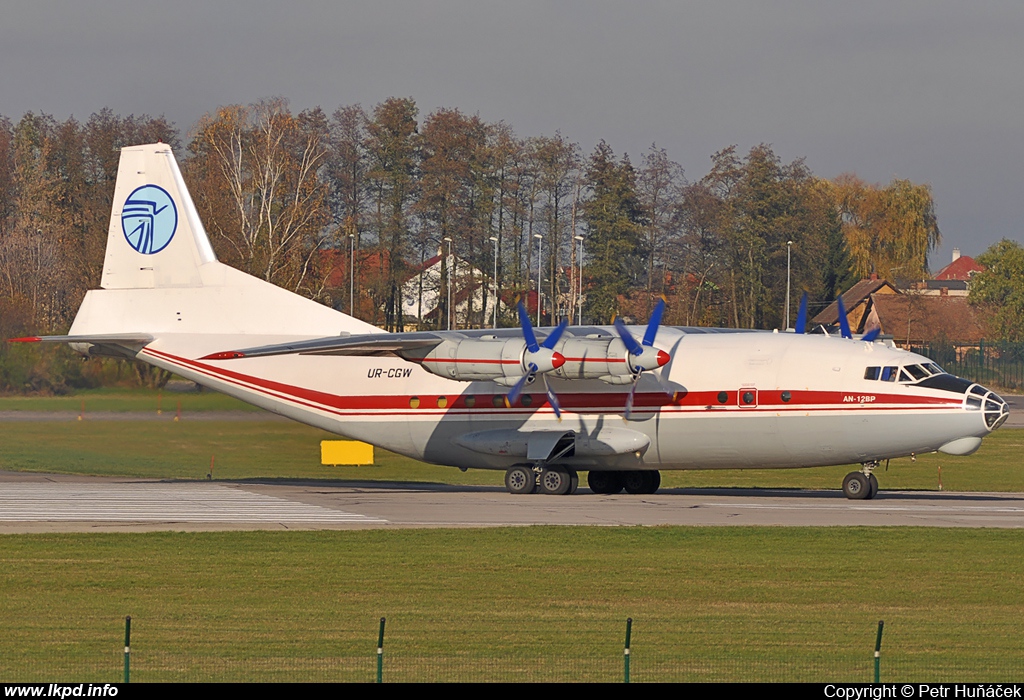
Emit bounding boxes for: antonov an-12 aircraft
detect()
[12,144,1009,499]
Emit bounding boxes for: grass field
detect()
[2,390,1022,682]
[0,412,1022,492]
[0,386,259,413]
[1,527,1022,682]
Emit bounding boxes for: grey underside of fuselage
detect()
[139,350,983,471]
[402,409,983,471]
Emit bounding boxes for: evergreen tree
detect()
[580,142,645,323]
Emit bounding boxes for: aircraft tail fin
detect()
[68,143,377,339]
[101,143,216,289]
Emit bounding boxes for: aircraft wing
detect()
[199,331,451,360]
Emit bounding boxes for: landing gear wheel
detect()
[567,470,579,495]
[842,471,870,500]
[539,468,572,495]
[623,470,661,495]
[868,474,879,500]
[587,471,623,494]
[505,466,536,495]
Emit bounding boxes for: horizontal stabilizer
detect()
[9,333,154,346]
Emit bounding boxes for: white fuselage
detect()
[124,326,998,472]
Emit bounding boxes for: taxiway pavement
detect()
[0,471,1021,532]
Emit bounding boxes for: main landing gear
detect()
[504,465,579,495]
[842,462,880,500]
[503,467,661,495]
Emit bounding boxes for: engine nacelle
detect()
[405,338,563,383]
[550,336,669,383]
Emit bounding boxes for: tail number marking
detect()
[843,395,876,403]
[368,368,414,379]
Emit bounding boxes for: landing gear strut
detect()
[842,462,880,500]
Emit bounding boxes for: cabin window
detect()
[781,391,792,402]
[464,395,476,408]
[492,395,505,408]
[864,367,881,380]
[717,391,728,404]
[521,395,533,407]
[880,366,898,382]
[409,396,420,409]
[741,391,755,405]
[436,396,448,408]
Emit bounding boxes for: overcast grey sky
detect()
[2,1,1022,269]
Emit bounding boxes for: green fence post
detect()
[624,617,632,683]
[874,620,884,683]
[123,616,131,684]
[376,617,386,683]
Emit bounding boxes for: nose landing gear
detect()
[843,462,880,500]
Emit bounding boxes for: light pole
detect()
[785,240,793,330]
[489,236,499,329]
[349,233,355,318]
[534,233,543,327]
[575,235,584,325]
[443,237,453,330]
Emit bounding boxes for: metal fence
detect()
[912,340,1024,392]
[5,621,1022,683]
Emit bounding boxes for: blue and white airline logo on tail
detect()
[121,185,177,254]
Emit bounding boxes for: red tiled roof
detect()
[934,255,984,281]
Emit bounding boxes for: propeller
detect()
[794,292,808,334]
[543,375,562,419]
[506,302,567,410]
[836,295,852,339]
[833,294,880,342]
[612,298,673,419]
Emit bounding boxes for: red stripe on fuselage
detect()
[142,348,963,419]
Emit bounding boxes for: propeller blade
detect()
[861,327,881,342]
[541,318,569,350]
[641,298,666,347]
[655,368,677,400]
[794,292,808,334]
[624,376,640,420]
[504,372,532,407]
[542,375,562,420]
[613,317,645,357]
[836,295,852,339]
[517,301,540,353]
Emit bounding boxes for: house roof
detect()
[934,255,984,281]
[812,278,898,326]
[870,294,987,344]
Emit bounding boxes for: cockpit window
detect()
[864,367,881,380]
[880,366,898,382]
[905,364,930,381]
[924,363,945,375]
